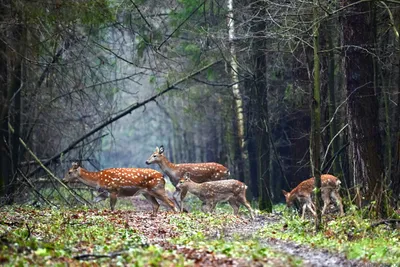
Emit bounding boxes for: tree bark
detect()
[227,0,246,182]
[311,0,322,229]
[342,0,384,217]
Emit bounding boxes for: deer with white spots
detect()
[64,162,177,214]
[282,174,344,219]
[145,146,230,208]
[176,173,254,219]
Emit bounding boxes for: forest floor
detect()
[0,195,399,266]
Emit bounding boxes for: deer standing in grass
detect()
[145,146,230,208]
[282,174,344,219]
[176,173,254,219]
[64,162,177,214]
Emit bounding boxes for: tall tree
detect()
[250,1,271,211]
[342,0,385,216]
[311,0,322,229]
[227,0,247,182]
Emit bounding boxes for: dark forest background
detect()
[1,0,399,217]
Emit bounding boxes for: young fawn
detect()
[64,162,177,214]
[282,174,344,219]
[146,146,230,208]
[176,173,254,219]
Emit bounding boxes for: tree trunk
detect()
[227,0,246,182]
[327,15,340,175]
[311,0,322,229]
[248,0,272,211]
[342,0,385,217]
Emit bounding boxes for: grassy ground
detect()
[0,195,399,266]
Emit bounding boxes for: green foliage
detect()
[259,204,400,266]
[206,68,216,81]
[283,84,307,108]
[3,203,396,265]
[0,207,185,266]
[168,210,302,265]
[22,0,115,28]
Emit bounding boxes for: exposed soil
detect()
[104,196,378,266]
[221,214,376,267]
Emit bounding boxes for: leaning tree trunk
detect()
[342,0,385,217]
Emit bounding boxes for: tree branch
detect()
[26,61,221,178]
[8,123,91,206]
[158,0,205,50]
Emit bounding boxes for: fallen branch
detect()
[8,123,91,206]
[25,223,31,240]
[369,219,400,229]
[74,251,125,260]
[26,60,221,178]
[17,169,57,208]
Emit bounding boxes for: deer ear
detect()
[155,146,159,153]
[184,172,191,180]
[159,145,164,154]
[72,162,79,169]
[282,190,288,197]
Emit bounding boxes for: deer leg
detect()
[151,188,177,213]
[331,190,344,216]
[301,203,307,219]
[94,189,109,203]
[109,191,118,211]
[143,193,160,215]
[179,189,188,213]
[201,202,211,213]
[173,188,182,209]
[306,201,317,217]
[209,202,217,213]
[238,194,255,219]
[321,190,331,215]
[228,199,240,216]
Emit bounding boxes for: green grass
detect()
[0,207,186,266]
[2,195,398,266]
[168,211,303,266]
[258,204,400,266]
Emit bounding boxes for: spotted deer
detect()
[145,146,230,208]
[64,162,177,214]
[282,174,344,219]
[176,173,254,219]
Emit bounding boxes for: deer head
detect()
[64,162,81,183]
[176,172,191,190]
[145,145,165,165]
[282,190,294,207]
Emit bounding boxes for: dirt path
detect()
[223,214,375,267]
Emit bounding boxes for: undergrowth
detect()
[258,204,400,266]
[0,206,186,266]
[1,194,398,266]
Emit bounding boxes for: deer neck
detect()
[288,192,298,203]
[184,182,202,195]
[158,157,179,182]
[78,168,101,189]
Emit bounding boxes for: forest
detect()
[0,0,399,265]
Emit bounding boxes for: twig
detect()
[321,142,350,173]
[321,124,348,168]
[25,223,31,240]
[8,123,91,206]
[74,251,125,260]
[158,0,205,50]
[130,0,152,30]
[26,60,222,178]
[17,169,57,208]
[369,219,400,229]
